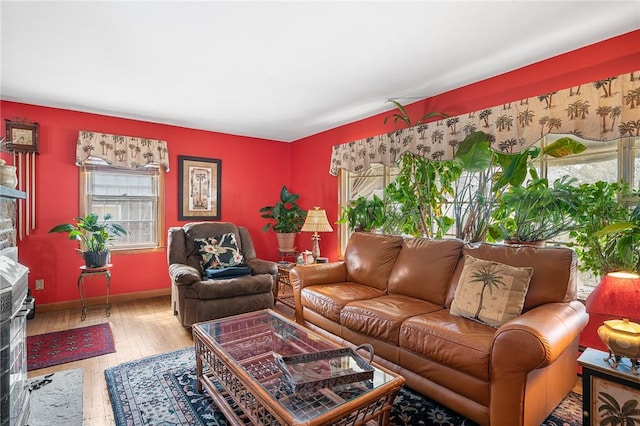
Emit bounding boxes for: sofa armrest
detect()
[169,263,202,286]
[290,262,347,323]
[489,301,587,425]
[245,258,277,276]
[492,301,588,372]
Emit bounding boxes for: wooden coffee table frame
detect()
[193,309,405,426]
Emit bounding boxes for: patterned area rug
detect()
[105,347,581,426]
[27,323,115,371]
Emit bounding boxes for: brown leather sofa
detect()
[168,222,277,327]
[290,232,588,426]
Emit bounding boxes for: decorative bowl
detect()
[597,318,640,374]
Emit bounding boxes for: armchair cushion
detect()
[194,232,245,270]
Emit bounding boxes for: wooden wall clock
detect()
[4,119,39,153]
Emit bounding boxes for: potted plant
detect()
[595,203,640,275]
[337,194,386,232]
[570,181,640,278]
[259,185,307,251]
[488,175,579,245]
[49,213,128,268]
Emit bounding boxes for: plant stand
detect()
[77,264,112,321]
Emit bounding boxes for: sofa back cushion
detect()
[388,238,463,305]
[344,232,404,291]
[447,243,577,310]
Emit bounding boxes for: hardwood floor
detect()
[26,295,193,425]
[26,294,581,425]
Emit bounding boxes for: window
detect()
[338,136,639,255]
[80,165,165,252]
[338,163,398,254]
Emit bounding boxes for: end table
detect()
[578,347,639,425]
[275,262,296,309]
[77,264,112,321]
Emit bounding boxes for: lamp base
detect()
[311,232,320,262]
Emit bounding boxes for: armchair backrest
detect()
[167,222,258,273]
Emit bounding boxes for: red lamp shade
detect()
[581,272,640,351]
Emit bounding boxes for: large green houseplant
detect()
[569,181,640,278]
[489,176,579,244]
[259,185,307,251]
[49,213,128,268]
[337,194,386,232]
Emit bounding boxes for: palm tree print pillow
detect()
[450,255,533,328]
[194,233,245,270]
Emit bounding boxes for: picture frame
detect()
[178,156,221,220]
[4,119,39,153]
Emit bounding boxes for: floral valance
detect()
[330,70,640,176]
[76,130,170,171]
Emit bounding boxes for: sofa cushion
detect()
[399,310,495,381]
[341,295,443,344]
[450,256,532,328]
[301,283,385,323]
[344,232,404,291]
[195,233,245,270]
[388,238,463,305]
[457,243,577,310]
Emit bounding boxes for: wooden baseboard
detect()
[35,288,171,313]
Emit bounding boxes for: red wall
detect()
[290,30,640,262]
[0,102,291,304]
[2,29,639,305]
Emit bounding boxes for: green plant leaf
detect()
[542,137,587,158]
[454,131,492,171]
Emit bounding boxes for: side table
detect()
[275,262,296,309]
[578,347,639,425]
[77,264,112,321]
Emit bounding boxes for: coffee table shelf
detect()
[193,309,404,425]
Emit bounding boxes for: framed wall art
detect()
[4,119,39,153]
[178,156,221,220]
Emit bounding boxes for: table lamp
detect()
[583,271,640,371]
[301,207,333,262]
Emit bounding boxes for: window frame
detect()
[79,165,166,254]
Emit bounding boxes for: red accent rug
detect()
[27,323,115,371]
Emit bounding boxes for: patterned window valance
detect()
[329,70,640,176]
[76,130,170,171]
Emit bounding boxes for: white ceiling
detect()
[1,1,639,142]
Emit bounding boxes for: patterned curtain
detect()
[329,70,640,176]
[76,130,170,171]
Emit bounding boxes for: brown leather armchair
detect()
[167,222,277,327]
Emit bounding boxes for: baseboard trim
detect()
[36,288,171,313]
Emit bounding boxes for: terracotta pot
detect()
[276,233,296,251]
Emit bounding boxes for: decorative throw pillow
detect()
[194,233,245,270]
[450,255,533,328]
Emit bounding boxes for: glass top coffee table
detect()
[192,309,405,425]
